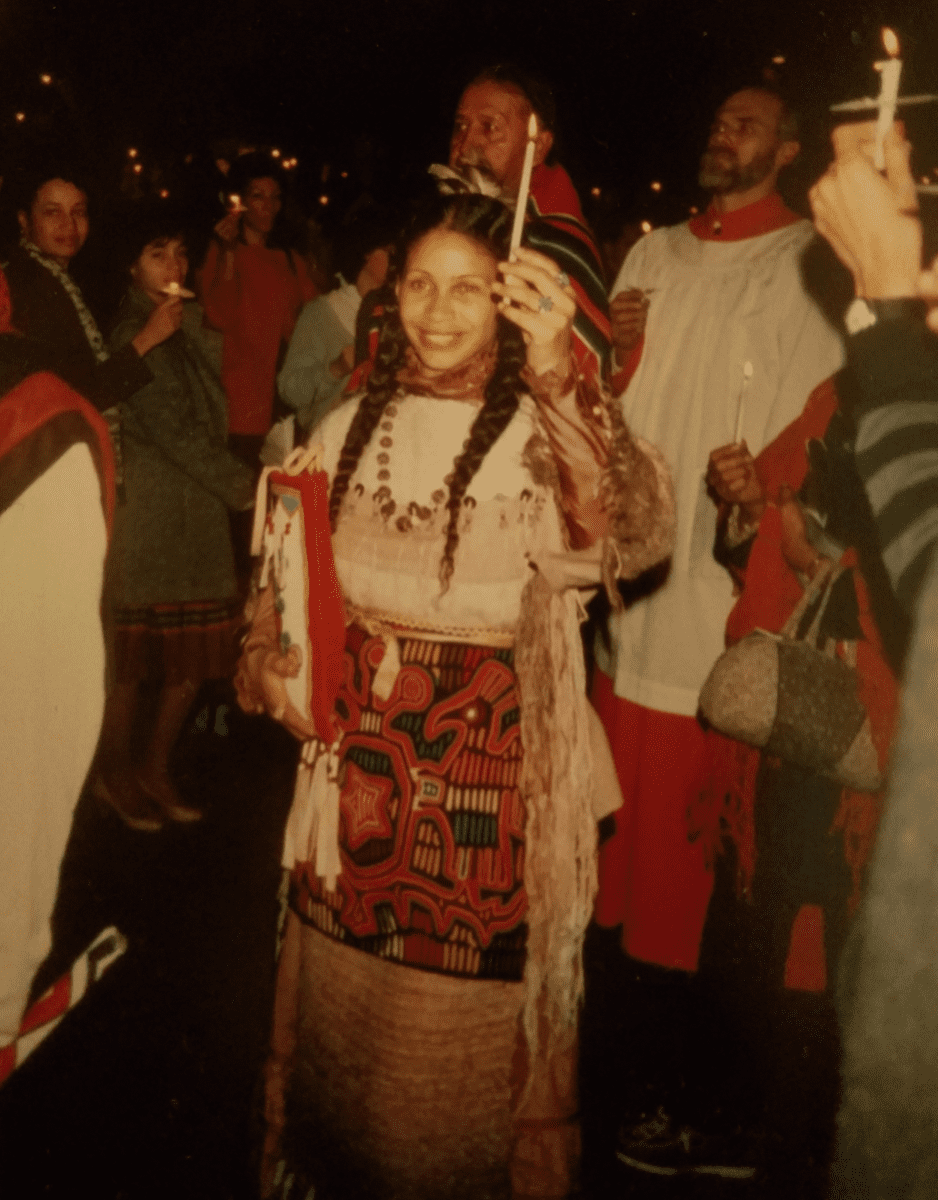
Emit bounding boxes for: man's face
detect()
[698,90,791,195]
[449,82,534,195]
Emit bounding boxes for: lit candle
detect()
[874,28,902,171]
[734,361,753,444]
[509,113,538,256]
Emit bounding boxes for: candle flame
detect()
[527,113,538,139]
[15,112,25,122]
[883,27,899,57]
[39,73,52,84]
[640,220,653,234]
[650,181,662,192]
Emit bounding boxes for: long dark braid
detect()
[328,193,528,592]
[327,283,407,531]
[438,316,525,592]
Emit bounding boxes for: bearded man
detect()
[590,86,845,1174]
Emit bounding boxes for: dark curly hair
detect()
[328,192,527,593]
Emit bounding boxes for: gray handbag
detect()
[699,562,882,791]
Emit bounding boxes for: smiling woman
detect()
[397,227,499,371]
[236,191,675,1200]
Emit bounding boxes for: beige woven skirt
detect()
[277,920,525,1200]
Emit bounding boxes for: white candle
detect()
[509,113,538,256]
[874,29,902,171]
[734,361,753,444]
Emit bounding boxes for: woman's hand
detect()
[131,296,184,357]
[492,246,576,378]
[777,484,827,578]
[706,441,766,524]
[214,209,242,249]
[253,645,318,742]
[328,344,355,380]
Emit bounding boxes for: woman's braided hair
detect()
[327,192,528,593]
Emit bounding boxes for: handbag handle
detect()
[782,556,839,643]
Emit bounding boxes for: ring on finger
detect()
[556,271,570,289]
[538,294,554,313]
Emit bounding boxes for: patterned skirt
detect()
[291,622,529,981]
[112,597,243,685]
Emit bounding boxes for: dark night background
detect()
[3,0,938,238]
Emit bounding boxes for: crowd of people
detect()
[1,54,937,1200]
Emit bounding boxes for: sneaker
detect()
[616,1107,757,1180]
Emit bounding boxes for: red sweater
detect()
[200,242,317,436]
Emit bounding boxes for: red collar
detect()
[688,193,801,242]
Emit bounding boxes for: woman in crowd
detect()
[95,205,255,831]
[199,152,317,468]
[236,192,674,1200]
[3,164,181,411]
[278,213,391,435]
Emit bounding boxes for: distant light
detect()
[590,186,601,197]
[924,176,932,185]
[39,73,52,85]
[319,194,329,206]
[650,181,662,192]
[340,171,348,179]
[15,112,25,122]
[689,206,699,214]
[772,55,786,64]
[133,163,143,174]
[159,189,170,198]
[271,149,281,158]
[641,220,653,233]
[184,154,194,164]
[128,148,138,158]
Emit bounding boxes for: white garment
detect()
[0,445,107,1045]
[597,218,844,716]
[318,392,564,635]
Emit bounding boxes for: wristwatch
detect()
[845,296,928,335]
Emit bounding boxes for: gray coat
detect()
[107,289,255,607]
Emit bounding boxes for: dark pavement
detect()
[0,680,838,1198]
